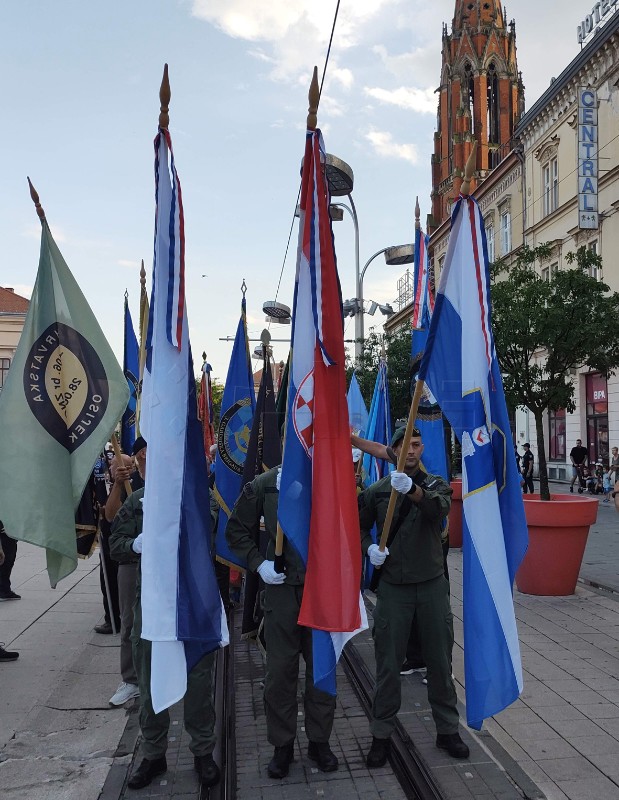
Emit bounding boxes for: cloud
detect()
[364,85,436,114]
[372,42,439,88]
[117,259,141,268]
[22,222,67,243]
[364,129,418,163]
[191,0,395,82]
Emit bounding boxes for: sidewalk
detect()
[0,542,132,800]
[1,484,618,800]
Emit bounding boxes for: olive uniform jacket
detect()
[225,466,305,585]
[358,472,452,585]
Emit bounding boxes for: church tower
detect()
[430,1,525,229]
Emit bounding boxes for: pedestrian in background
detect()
[569,438,588,494]
[0,518,19,601]
[521,443,535,494]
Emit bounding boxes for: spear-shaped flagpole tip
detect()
[460,140,478,197]
[159,63,170,129]
[140,259,146,294]
[27,177,46,221]
[307,66,319,131]
[415,196,421,231]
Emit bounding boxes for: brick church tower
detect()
[430,1,525,229]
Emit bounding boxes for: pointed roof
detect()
[0,286,30,313]
[453,0,505,32]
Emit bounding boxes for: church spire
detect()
[429,1,524,229]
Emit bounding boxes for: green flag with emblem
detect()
[0,210,129,587]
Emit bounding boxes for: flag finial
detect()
[241,279,247,298]
[415,196,420,231]
[307,66,319,130]
[27,178,46,221]
[460,140,478,197]
[159,64,170,129]
[140,259,146,293]
[202,351,207,362]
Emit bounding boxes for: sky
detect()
[1,0,591,383]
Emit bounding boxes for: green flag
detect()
[0,221,129,587]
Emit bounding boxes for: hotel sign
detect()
[578,87,599,230]
[577,1,618,43]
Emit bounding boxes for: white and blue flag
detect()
[347,371,369,437]
[140,127,228,714]
[418,193,528,729]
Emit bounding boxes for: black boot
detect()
[436,732,470,759]
[366,736,390,768]
[268,742,294,779]
[307,741,338,772]
[194,754,221,787]
[127,756,167,789]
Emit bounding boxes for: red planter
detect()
[448,479,463,548]
[515,494,598,596]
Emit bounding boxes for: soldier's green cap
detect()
[390,426,421,447]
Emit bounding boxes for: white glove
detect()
[391,471,413,494]
[367,543,389,566]
[131,533,143,554]
[276,467,282,491]
[257,560,286,585]
[352,448,362,463]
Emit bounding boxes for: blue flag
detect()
[347,371,368,436]
[362,359,393,487]
[418,193,528,730]
[121,295,139,454]
[411,225,448,479]
[213,297,256,568]
[139,126,228,714]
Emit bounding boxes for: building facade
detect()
[515,9,619,476]
[0,287,29,394]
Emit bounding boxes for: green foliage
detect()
[491,245,619,499]
[346,326,412,423]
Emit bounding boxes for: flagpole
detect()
[377,143,477,552]
[136,259,149,437]
[274,66,320,570]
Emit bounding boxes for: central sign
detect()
[578,87,599,230]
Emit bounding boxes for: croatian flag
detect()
[140,127,228,714]
[418,194,528,729]
[411,224,448,479]
[362,359,393,488]
[278,128,367,695]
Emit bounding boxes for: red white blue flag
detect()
[278,128,366,695]
[418,194,527,729]
[140,128,228,714]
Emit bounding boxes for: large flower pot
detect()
[448,479,463,548]
[515,494,598,596]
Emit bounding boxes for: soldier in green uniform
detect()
[360,427,469,766]
[225,465,338,779]
[109,482,221,790]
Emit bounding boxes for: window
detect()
[588,241,600,280]
[500,209,511,254]
[0,358,10,391]
[486,224,495,263]
[550,262,559,279]
[541,267,549,282]
[548,408,566,460]
[487,63,500,144]
[542,158,559,216]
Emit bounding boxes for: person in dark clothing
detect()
[359,427,468,767]
[569,439,588,493]
[521,443,535,494]
[0,519,19,601]
[225,466,339,780]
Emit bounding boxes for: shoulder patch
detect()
[243,482,257,499]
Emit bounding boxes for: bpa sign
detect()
[594,389,607,401]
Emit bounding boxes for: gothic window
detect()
[487,62,500,144]
[464,62,474,122]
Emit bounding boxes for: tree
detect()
[347,326,412,423]
[491,244,619,500]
